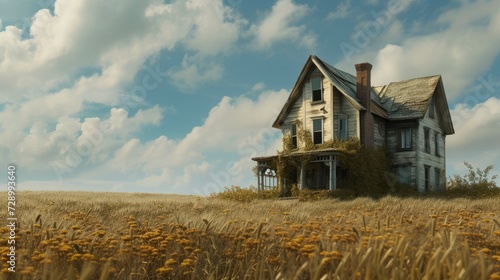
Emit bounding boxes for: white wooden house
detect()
[252,55,454,193]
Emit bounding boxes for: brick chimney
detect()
[355,63,374,148]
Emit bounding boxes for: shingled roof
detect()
[273,55,455,135]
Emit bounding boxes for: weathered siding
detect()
[282,69,336,147]
[373,116,386,148]
[332,87,359,140]
[387,120,418,186]
[416,98,446,191]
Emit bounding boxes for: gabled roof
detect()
[375,75,454,134]
[273,55,455,135]
[272,55,365,129]
[273,55,392,128]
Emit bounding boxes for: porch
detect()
[252,148,343,193]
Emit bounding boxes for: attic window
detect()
[311,77,323,102]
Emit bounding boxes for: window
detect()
[312,118,323,144]
[434,168,441,191]
[338,116,348,140]
[429,96,435,119]
[311,77,323,102]
[434,132,440,157]
[424,165,430,192]
[396,165,411,185]
[424,128,430,154]
[398,128,412,150]
[291,124,298,149]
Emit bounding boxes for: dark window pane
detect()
[425,166,430,191]
[312,90,322,101]
[311,77,322,101]
[425,129,430,153]
[399,128,412,149]
[313,132,322,144]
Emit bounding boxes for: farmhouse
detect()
[252,55,454,193]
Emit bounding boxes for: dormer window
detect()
[311,76,323,102]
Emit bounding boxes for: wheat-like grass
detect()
[0,191,498,279]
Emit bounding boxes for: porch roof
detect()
[251,148,345,162]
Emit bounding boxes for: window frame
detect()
[434,168,441,191]
[397,127,412,151]
[424,127,431,154]
[311,76,323,103]
[434,131,440,157]
[312,118,323,145]
[395,165,411,185]
[424,165,430,192]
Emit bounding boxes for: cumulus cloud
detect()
[99,89,289,193]
[0,0,245,101]
[0,0,248,185]
[337,0,500,102]
[249,0,316,50]
[167,54,224,89]
[326,0,352,21]
[447,97,500,179]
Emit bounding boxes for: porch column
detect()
[300,162,305,190]
[257,164,261,191]
[329,155,337,191]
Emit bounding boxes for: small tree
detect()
[447,162,498,189]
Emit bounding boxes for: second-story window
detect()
[398,128,412,150]
[434,132,440,157]
[312,118,323,144]
[291,124,298,149]
[424,127,431,154]
[311,76,323,102]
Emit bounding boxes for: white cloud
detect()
[0,0,245,101]
[249,0,315,50]
[97,89,288,193]
[326,0,352,21]
[5,105,163,176]
[167,54,224,89]
[251,82,266,92]
[337,0,500,102]
[447,97,500,180]
[183,1,243,56]
[0,0,247,178]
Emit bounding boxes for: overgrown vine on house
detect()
[268,120,392,197]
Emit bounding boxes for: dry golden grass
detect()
[1,191,499,279]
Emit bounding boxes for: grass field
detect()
[1,191,500,279]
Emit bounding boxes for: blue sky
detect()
[0,0,499,195]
